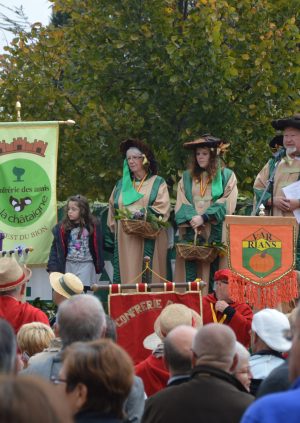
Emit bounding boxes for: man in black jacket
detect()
[164,325,197,387]
[142,323,253,423]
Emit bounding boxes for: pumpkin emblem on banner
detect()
[225,216,298,309]
[242,228,281,278]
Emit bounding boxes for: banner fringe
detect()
[228,271,298,309]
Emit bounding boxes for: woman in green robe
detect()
[108,139,170,284]
[174,135,238,292]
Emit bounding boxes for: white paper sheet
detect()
[282,180,300,223]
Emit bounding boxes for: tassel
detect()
[228,270,298,309]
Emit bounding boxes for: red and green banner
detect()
[0,122,59,264]
[109,283,202,364]
[226,215,298,308]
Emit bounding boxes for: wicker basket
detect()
[121,219,161,239]
[176,243,219,262]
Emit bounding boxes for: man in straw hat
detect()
[254,113,300,269]
[50,272,84,305]
[0,256,49,333]
[135,303,202,396]
[202,269,253,348]
[49,272,84,327]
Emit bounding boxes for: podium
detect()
[225,215,298,308]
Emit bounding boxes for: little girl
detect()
[47,195,104,290]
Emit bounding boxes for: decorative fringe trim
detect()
[228,271,298,309]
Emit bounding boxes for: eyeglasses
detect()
[50,376,68,385]
[126,155,143,161]
[282,329,294,342]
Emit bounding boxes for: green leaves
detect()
[0,0,299,202]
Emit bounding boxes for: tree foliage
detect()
[0,0,299,201]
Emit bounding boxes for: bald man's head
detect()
[164,325,197,376]
[192,324,237,372]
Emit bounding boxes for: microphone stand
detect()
[253,159,281,216]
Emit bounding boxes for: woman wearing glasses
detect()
[107,139,170,284]
[174,135,238,292]
[53,339,134,423]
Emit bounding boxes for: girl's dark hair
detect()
[62,195,96,235]
[189,147,220,180]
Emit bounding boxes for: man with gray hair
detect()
[23,294,106,378]
[23,294,145,423]
[0,319,17,374]
[142,323,253,423]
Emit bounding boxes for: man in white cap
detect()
[0,256,49,333]
[249,308,291,395]
[135,303,202,396]
[241,304,300,423]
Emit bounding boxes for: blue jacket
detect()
[47,222,104,274]
[241,377,300,423]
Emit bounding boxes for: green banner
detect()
[0,121,59,264]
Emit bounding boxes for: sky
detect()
[0,0,51,53]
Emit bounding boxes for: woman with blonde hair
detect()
[17,322,55,368]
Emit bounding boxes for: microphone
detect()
[273,147,285,162]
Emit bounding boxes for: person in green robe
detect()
[108,139,170,284]
[253,114,300,271]
[174,135,238,292]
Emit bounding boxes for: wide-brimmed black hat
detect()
[269,135,283,149]
[120,138,157,175]
[183,134,223,150]
[272,114,300,131]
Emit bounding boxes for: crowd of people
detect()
[1,112,300,421]
[0,251,299,422]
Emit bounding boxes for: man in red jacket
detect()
[202,269,253,348]
[0,255,49,333]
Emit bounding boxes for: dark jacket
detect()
[142,365,254,423]
[47,222,104,274]
[75,410,122,423]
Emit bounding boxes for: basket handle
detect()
[194,229,201,246]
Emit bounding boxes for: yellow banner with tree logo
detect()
[0,122,59,265]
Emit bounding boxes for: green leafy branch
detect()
[115,207,169,230]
